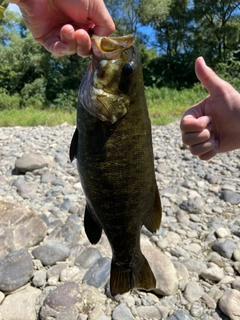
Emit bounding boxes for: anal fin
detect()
[144,186,162,234]
[110,253,156,296]
[69,128,78,162]
[84,203,102,244]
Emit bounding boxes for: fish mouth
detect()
[91,35,134,61]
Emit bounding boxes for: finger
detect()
[189,133,217,157]
[41,25,78,56]
[180,112,212,133]
[198,140,219,161]
[75,29,92,57]
[195,57,229,97]
[182,124,212,146]
[41,35,66,56]
[89,0,115,36]
[59,25,76,54]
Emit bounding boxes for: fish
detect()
[70,34,162,296]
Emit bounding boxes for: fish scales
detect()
[70,35,162,296]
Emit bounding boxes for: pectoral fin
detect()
[110,253,156,296]
[84,203,102,244]
[69,128,78,162]
[144,186,162,233]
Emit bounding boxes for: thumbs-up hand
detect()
[180,57,240,160]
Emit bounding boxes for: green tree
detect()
[192,0,240,64]
[105,0,171,36]
[0,11,88,110]
[145,0,197,88]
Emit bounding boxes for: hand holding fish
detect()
[10,0,115,56]
[180,57,240,160]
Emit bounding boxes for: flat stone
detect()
[17,183,38,198]
[60,266,81,282]
[75,247,102,269]
[200,266,224,282]
[184,243,201,255]
[208,285,223,301]
[234,261,240,273]
[179,197,204,213]
[216,227,231,238]
[204,174,222,184]
[41,171,56,183]
[176,210,190,224]
[47,220,81,247]
[60,198,72,211]
[136,305,163,319]
[0,201,47,259]
[0,249,33,292]
[156,163,170,174]
[219,289,240,320]
[172,261,189,282]
[112,303,134,320]
[32,241,70,266]
[220,190,240,205]
[82,285,107,305]
[202,293,216,309]
[167,310,194,320]
[32,269,47,287]
[0,285,41,320]
[15,152,50,173]
[232,277,240,291]
[165,231,182,245]
[181,258,207,275]
[233,248,240,261]
[184,281,204,303]
[83,257,111,289]
[212,239,237,259]
[142,240,178,296]
[40,282,82,320]
[170,247,190,259]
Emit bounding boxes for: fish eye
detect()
[122,63,134,77]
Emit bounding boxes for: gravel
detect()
[0,121,240,320]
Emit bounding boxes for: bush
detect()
[215,61,240,91]
[20,78,46,109]
[0,88,20,110]
[52,89,78,111]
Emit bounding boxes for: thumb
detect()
[195,57,225,97]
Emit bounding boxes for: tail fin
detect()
[110,253,156,296]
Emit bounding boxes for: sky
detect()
[8,4,21,13]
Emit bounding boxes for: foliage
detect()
[105,0,171,36]
[0,85,207,126]
[146,84,207,124]
[0,88,20,110]
[215,60,240,90]
[192,0,240,64]
[1,2,240,120]
[0,11,88,110]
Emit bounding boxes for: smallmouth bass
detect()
[70,34,162,296]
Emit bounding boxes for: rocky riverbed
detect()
[0,122,240,320]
